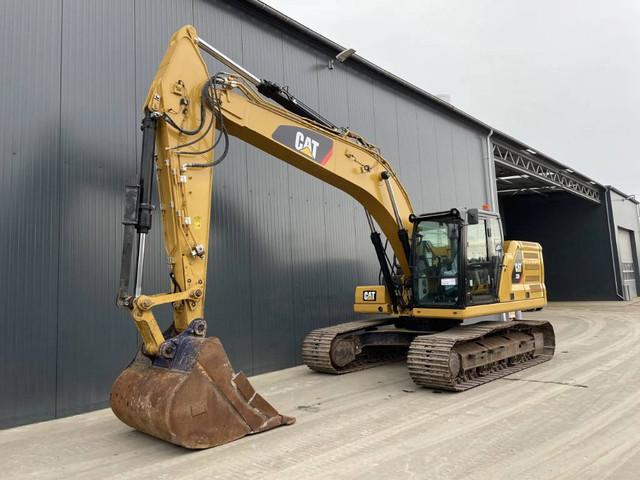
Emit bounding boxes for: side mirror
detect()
[467,208,479,225]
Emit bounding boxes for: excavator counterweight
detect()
[112,25,555,450]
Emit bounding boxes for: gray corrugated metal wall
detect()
[0,0,63,427]
[0,0,491,427]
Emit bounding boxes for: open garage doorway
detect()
[491,139,621,301]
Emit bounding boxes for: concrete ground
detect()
[3,302,640,480]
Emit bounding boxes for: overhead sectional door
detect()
[617,228,637,299]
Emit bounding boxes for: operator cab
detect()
[410,208,504,308]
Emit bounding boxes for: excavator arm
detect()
[118,26,415,356]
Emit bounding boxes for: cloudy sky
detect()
[265,0,640,197]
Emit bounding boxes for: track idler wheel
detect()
[110,320,294,449]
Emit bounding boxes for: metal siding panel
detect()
[281,36,331,359]
[451,126,473,208]
[395,95,422,210]
[433,115,458,208]
[194,0,254,373]
[345,70,379,285]
[0,0,61,427]
[241,17,296,374]
[466,133,490,208]
[610,190,640,232]
[415,108,443,211]
[56,0,137,417]
[317,61,360,323]
[372,84,400,172]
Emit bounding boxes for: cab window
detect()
[465,217,503,304]
[413,219,460,307]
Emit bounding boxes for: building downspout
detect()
[604,187,625,300]
[485,130,497,209]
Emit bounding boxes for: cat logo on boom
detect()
[272,125,333,165]
[294,131,320,159]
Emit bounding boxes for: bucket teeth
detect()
[110,323,294,449]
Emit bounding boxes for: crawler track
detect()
[303,319,555,391]
[302,319,406,374]
[407,320,555,391]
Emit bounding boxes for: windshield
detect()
[413,219,460,307]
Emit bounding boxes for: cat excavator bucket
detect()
[111,320,294,449]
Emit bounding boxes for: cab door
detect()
[464,215,504,305]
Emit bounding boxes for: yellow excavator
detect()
[111,26,555,449]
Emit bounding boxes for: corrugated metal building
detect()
[1,0,638,428]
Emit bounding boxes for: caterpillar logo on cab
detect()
[272,125,333,165]
[512,249,524,284]
[363,290,377,301]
